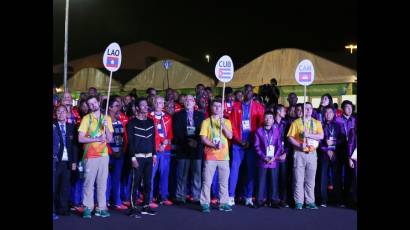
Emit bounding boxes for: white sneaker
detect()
[245,198,254,206]
[228,197,235,206]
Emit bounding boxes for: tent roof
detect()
[59,68,122,92]
[217,48,357,88]
[53,41,191,74]
[124,60,215,91]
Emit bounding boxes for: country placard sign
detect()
[215,55,234,83]
[103,42,122,72]
[295,59,315,86]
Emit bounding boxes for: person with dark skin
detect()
[228,84,265,207]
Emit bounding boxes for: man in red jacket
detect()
[148,95,174,207]
[228,84,265,207]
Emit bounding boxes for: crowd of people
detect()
[52,83,357,220]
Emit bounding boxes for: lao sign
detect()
[103,42,122,72]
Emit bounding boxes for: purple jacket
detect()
[254,125,283,168]
[335,115,357,157]
[319,120,343,153]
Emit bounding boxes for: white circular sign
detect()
[215,55,234,83]
[295,59,315,86]
[103,42,122,72]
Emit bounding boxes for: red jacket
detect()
[229,100,265,145]
[148,111,173,152]
[224,101,234,118]
[174,103,183,113]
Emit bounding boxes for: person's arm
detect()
[103,117,113,143]
[166,116,173,144]
[201,135,217,148]
[230,105,242,144]
[306,121,324,141]
[221,119,233,140]
[199,119,217,148]
[275,132,284,158]
[79,132,105,143]
[71,125,78,169]
[288,136,304,152]
[126,121,136,156]
[253,130,266,161]
[305,132,324,141]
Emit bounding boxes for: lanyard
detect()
[242,100,252,120]
[187,111,194,126]
[326,122,334,138]
[264,127,274,146]
[343,116,350,141]
[343,116,349,141]
[301,118,314,133]
[209,117,220,140]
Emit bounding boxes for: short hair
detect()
[210,99,222,106]
[244,84,253,90]
[196,84,205,89]
[341,100,353,109]
[324,105,335,112]
[205,87,212,92]
[146,88,156,94]
[305,102,313,107]
[87,95,98,102]
[274,104,285,115]
[270,78,277,85]
[55,104,68,113]
[264,110,274,117]
[288,92,297,97]
[135,97,147,107]
[153,95,164,103]
[234,90,243,96]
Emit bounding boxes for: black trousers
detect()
[277,161,288,203]
[316,151,341,204]
[53,159,56,213]
[338,154,354,204]
[55,161,71,213]
[131,157,153,206]
[257,167,279,203]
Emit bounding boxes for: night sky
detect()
[53,0,357,68]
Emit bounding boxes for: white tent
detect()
[124,60,214,91]
[217,48,357,88]
[59,67,122,92]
